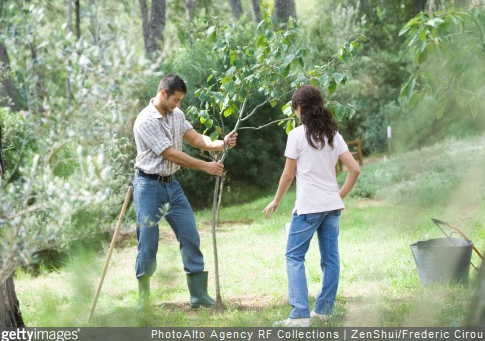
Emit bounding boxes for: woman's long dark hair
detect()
[291,85,338,149]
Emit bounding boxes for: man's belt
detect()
[137,169,173,183]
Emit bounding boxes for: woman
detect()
[263,85,360,327]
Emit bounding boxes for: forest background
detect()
[1,0,485,328]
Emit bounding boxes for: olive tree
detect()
[0,2,159,326]
[399,5,485,118]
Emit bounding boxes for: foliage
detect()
[296,1,417,154]
[0,1,156,279]
[400,6,485,119]
[187,12,365,140]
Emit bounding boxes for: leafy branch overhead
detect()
[187,12,365,141]
[399,7,485,119]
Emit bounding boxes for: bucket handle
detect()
[432,218,483,260]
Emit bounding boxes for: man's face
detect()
[160,90,185,113]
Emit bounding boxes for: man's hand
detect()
[204,161,224,176]
[224,131,238,149]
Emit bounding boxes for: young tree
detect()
[187,13,364,306]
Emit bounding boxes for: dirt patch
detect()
[201,220,254,227]
[153,293,280,313]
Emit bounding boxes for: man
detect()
[132,74,237,309]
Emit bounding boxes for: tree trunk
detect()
[250,0,262,23]
[229,0,243,20]
[273,0,296,23]
[0,124,4,178]
[66,0,72,33]
[147,0,166,56]
[75,0,80,39]
[0,122,24,328]
[185,0,196,36]
[0,275,24,328]
[0,42,20,111]
[138,0,149,53]
[412,0,426,14]
[185,0,196,24]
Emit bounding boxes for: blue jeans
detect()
[286,209,341,318]
[133,174,204,278]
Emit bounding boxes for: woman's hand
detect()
[262,200,279,218]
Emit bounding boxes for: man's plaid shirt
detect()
[133,99,193,176]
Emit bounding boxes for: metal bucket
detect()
[410,237,473,285]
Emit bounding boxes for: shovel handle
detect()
[432,218,483,260]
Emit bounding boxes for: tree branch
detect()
[238,118,290,130]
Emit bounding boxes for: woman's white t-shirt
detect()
[284,126,348,215]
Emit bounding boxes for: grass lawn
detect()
[14,135,485,327]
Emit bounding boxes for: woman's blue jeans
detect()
[133,174,204,278]
[286,209,341,318]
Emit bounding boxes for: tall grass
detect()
[14,134,485,327]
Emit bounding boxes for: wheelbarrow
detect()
[410,218,483,285]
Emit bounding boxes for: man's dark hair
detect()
[158,74,187,97]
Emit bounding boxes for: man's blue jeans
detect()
[133,174,205,278]
[286,209,341,318]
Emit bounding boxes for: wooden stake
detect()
[87,186,132,325]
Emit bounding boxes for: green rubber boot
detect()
[186,271,216,308]
[137,276,150,310]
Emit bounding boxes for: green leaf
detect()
[318,74,329,87]
[420,28,427,41]
[264,29,273,39]
[235,59,244,68]
[204,118,213,129]
[207,74,214,82]
[280,64,290,78]
[256,34,265,47]
[223,106,233,117]
[224,81,236,95]
[226,66,236,77]
[282,102,293,117]
[212,92,224,103]
[418,39,427,52]
[399,25,412,36]
[328,80,337,93]
[285,119,294,134]
[342,52,351,63]
[334,73,344,84]
[282,54,295,67]
[436,99,448,119]
[210,131,219,141]
[334,104,345,121]
[408,92,424,109]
